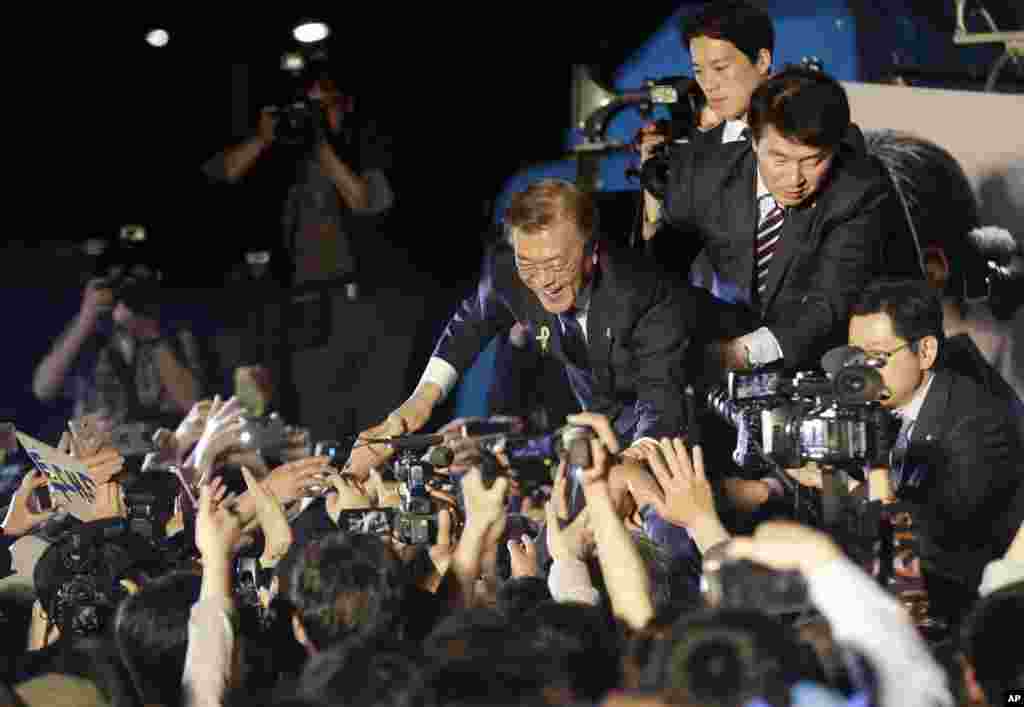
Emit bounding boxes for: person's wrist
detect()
[689,513,730,553]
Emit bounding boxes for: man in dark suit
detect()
[347,179,692,474]
[662,67,920,374]
[849,280,1023,624]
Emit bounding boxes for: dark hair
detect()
[43,637,141,707]
[294,636,430,707]
[960,581,1024,706]
[640,608,816,707]
[496,577,551,619]
[851,280,945,355]
[863,130,985,302]
[523,601,624,701]
[504,179,599,245]
[748,67,850,151]
[682,0,775,66]
[422,607,510,662]
[114,571,201,707]
[286,532,408,651]
[0,596,33,684]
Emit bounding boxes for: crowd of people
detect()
[1,1,1022,706]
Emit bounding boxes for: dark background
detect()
[4,3,1021,440]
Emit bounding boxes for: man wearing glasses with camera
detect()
[848,279,1023,626]
[346,178,694,477]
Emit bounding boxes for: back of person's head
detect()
[682,0,775,65]
[46,636,140,707]
[863,130,985,301]
[959,580,1024,706]
[286,532,408,651]
[851,280,946,357]
[114,570,201,707]
[748,67,850,152]
[495,577,551,619]
[639,608,816,707]
[294,636,429,707]
[422,607,510,662]
[522,601,623,702]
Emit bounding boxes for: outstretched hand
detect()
[636,438,716,529]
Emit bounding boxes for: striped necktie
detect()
[755,194,785,300]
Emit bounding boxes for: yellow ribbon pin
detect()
[536,325,551,354]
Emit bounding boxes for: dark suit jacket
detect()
[661,136,919,369]
[897,368,1024,594]
[432,243,693,441]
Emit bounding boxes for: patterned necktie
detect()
[755,194,785,300]
[889,417,915,492]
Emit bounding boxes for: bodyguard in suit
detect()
[347,179,692,474]
[849,280,1023,624]
[662,67,920,374]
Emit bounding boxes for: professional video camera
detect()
[706,357,896,472]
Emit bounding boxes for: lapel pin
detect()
[536,325,551,354]
[606,327,612,339]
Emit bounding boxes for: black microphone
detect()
[362,433,445,450]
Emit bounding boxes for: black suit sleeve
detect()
[768,184,898,365]
[629,277,691,441]
[431,250,517,378]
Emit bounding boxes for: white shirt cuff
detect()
[979,558,1024,597]
[417,356,458,401]
[737,327,784,366]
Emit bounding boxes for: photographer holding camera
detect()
[202,60,393,287]
[846,280,1023,625]
[32,266,204,434]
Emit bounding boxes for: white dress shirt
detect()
[721,119,750,144]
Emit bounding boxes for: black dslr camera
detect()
[271,98,328,147]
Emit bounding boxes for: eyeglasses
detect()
[863,341,915,366]
[514,247,583,282]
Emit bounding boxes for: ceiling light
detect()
[293,21,330,44]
